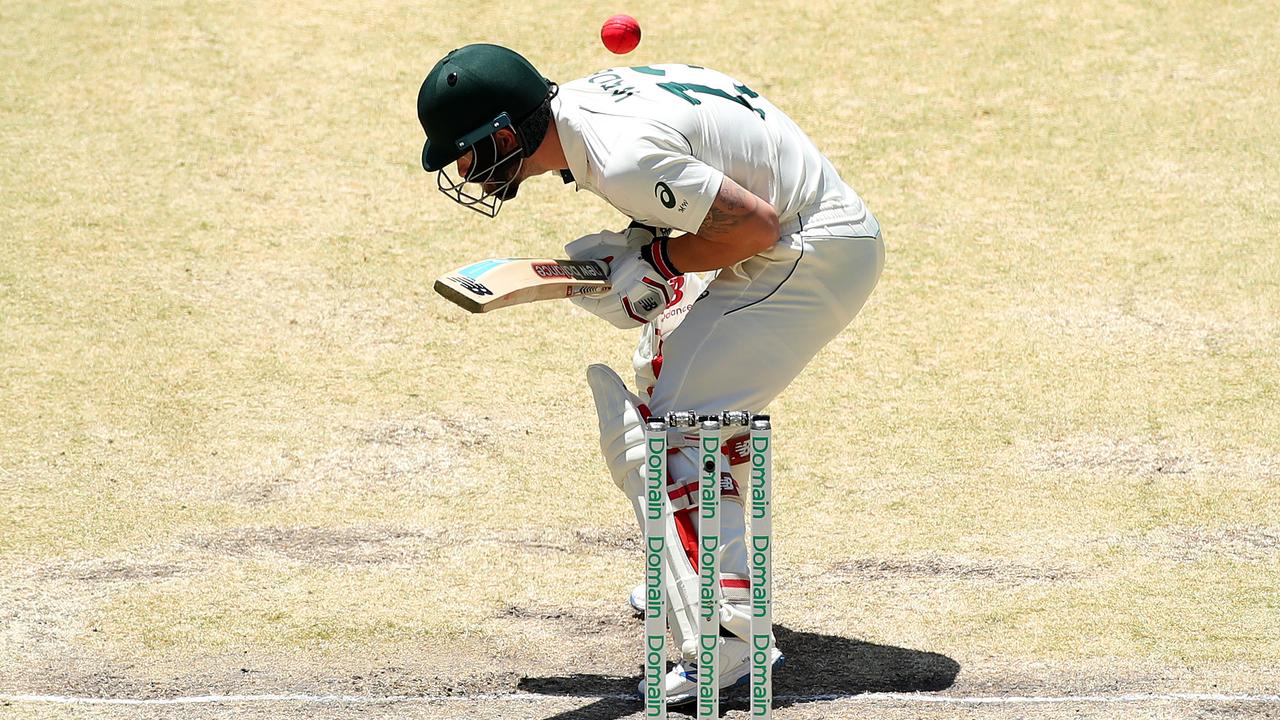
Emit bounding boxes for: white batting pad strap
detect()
[663,446,706,659]
[632,324,659,398]
[616,442,703,657]
[665,478,699,513]
[586,364,649,490]
[714,491,754,642]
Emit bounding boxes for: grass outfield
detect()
[2,1,1277,718]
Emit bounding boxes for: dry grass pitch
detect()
[2,1,1277,718]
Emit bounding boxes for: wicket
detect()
[643,412,773,719]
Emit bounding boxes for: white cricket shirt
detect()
[552,64,864,234]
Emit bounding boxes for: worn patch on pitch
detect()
[1100,524,1280,564]
[187,524,436,565]
[9,554,192,652]
[35,656,528,703]
[817,554,1077,585]
[574,525,643,553]
[184,523,639,566]
[501,602,634,636]
[1009,303,1270,353]
[220,413,498,505]
[62,559,187,583]
[1028,434,1280,478]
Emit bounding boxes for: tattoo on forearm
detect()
[698,179,756,239]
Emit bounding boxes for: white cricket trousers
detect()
[649,203,884,417]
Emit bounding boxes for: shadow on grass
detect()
[517,624,960,719]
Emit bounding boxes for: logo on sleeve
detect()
[655,182,687,212]
[655,182,676,209]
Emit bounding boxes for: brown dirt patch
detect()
[186,525,436,565]
[41,560,187,583]
[815,554,1078,584]
[222,414,502,505]
[1013,304,1272,353]
[1106,524,1280,564]
[573,526,642,554]
[502,603,635,637]
[1029,435,1279,478]
[182,523,638,566]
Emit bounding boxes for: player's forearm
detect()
[665,230,775,272]
[663,176,780,272]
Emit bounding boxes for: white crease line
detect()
[2,692,1280,706]
[0,693,528,705]
[798,692,1280,704]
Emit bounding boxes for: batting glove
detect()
[566,225,680,330]
[620,220,672,247]
[600,254,665,328]
[563,222,670,264]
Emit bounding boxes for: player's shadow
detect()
[517,623,960,719]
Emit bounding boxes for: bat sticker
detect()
[449,277,493,296]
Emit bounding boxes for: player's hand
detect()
[604,247,676,328]
[620,220,671,247]
[566,225,677,329]
[562,222,670,262]
[565,230,641,327]
[567,244,680,329]
[564,229,630,264]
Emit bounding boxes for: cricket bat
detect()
[434,257,610,313]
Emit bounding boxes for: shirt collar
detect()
[551,94,589,192]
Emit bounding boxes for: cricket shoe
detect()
[628,583,645,615]
[636,636,785,707]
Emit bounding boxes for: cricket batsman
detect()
[416,44,884,706]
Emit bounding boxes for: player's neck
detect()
[525,122,568,176]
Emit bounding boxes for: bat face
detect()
[434,258,610,313]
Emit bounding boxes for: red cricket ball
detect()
[601,14,641,55]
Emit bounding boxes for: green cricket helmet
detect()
[417,44,557,217]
